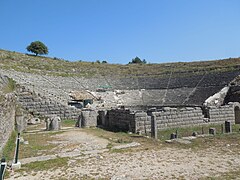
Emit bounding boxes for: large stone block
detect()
[79,110,98,127]
[46,116,61,131]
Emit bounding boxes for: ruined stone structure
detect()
[1,69,240,109]
[76,109,98,128]
[0,76,16,153]
[101,103,239,133]
[1,64,240,136]
[45,116,61,131]
[17,86,81,120]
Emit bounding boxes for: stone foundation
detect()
[104,104,238,133]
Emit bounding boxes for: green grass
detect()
[157,124,240,152]
[2,131,17,161]
[2,78,16,93]
[61,119,76,127]
[200,168,240,180]
[0,77,16,102]
[19,131,64,158]
[158,124,240,141]
[21,157,69,171]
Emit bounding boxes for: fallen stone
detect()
[175,139,192,144]
[165,139,173,143]
[182,136,197,140]
[112,142,140,150]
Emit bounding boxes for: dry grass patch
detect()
[19,131,64,158]
[1,49,240,78]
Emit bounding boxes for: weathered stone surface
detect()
[15,114,27,132]
[77,110,98,127]
[46,116,61,131]
[28,117,41,125]
[0,75,16,152]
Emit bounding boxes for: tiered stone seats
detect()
[1,69,239,109]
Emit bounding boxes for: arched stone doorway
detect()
[234,106,240,124]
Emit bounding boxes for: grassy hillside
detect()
[0,49,240,78]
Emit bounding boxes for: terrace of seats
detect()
[0,69,239,108]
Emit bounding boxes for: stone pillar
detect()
[225,121,232,133]
[192,131,198,136]
[75,114,82,128]
[98,110,106,126]
[151,115,157,139]
[1,157,7,180]
[209,128,216,135]
[170,133,177,139]
[51,117,60,130]
[46,116,61,131]
[15,114,25,133]
[45,118,50,130]
[81,110,98,127]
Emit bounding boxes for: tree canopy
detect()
[129,57,147,64]
[26,41,48,56]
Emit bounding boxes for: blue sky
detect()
[1,0,240,64]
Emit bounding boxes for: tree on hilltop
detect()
[26,41,48,56]
[129,56,147,64]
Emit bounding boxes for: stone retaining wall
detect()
[107,109,136,132]
[17,86,81,120]
[208,105,235,124]
[135,107,204,133]
[152,107,204,129]
[0,93,16,153]
[106,104,237,133]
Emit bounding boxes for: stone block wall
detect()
[80,109,98,127]
[0,93,16,153]
[105,104,238,134]
[152,107,204,130]
[106,107,205,133]
[134,112,151,133]
[107,105,238,133]
[106,105,237,133]
[208,105,235,124]
[134,107,204,133]
[17,86,81,120]
[107,109,136,132]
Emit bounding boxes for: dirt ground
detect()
[6,127,240,180]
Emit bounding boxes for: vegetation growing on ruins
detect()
[0,77,16,102]
[3,78,16,93]
[61,119,76,127]
[0,49,240,78]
